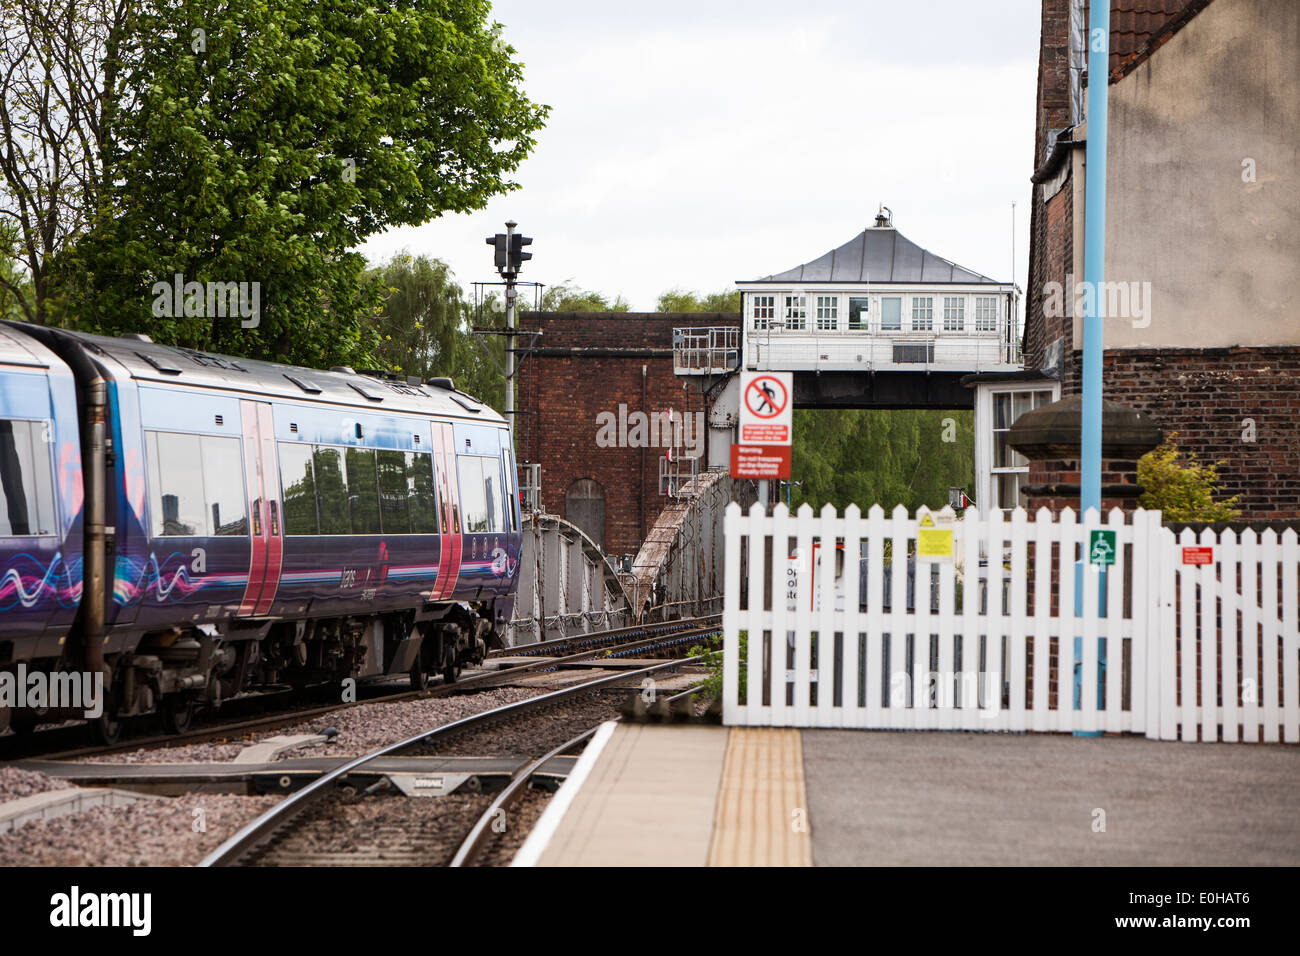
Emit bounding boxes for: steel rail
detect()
[448,725,599,868]
[437,623,719,694]
[487,614,720,658]
[199,655,701,867]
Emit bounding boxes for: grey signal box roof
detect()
[746,226,1004,285]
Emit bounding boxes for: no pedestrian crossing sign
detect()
[739,371,792,445]
[733,371,793,479]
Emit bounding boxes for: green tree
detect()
[0,0,132,324]
[360,252,505,409]
[655,288,740,312]
[1138,438,1241,521]
[534,281,629,312]
[57,0,547,368]
[0,226,33,321]
[789,409,974,513]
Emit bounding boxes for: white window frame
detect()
[975,295,998,331]
[879,296,902,331]
[974,382,1061,515]
[847,295,870,331]
[752,294,775,331]
[815,295,838,330]
[784,294,807,331]
[943,296,966,331]
[911,296,933,331]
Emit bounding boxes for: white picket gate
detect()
[720,502,1300,743]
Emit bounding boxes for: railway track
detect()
[3,615,721,763]
[200,656,701,867]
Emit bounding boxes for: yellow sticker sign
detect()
[917,513,954,562]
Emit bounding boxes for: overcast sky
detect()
[360,0,1043,313]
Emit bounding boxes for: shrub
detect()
[1138,437,1241,522]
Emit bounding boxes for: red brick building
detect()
[515,312,740,558]
[1020,0,1300,520]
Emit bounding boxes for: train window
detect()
[456,454,503,533]
[146,431,207,535]
[204,436,247,535]
[146,431,247,537]
[280,444,438,536]
[409,452,439,534]
[279,443,318,535]
[344,448,381,534]
[312,447,350,534]
[0,419,56,536]
[376,450,411,533]
[501,447,517,532]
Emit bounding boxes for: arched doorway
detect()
[565,478,606,550]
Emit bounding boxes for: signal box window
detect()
[847,297,870,331]
[880,297,902,330]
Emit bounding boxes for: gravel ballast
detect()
[0,766,73,801]
[0,793,283,867]
[79,687,543,764]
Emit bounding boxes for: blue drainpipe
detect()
[1075,0,1110,736]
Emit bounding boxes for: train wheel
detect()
[161,697,197,734]
[409,664,428,691]
[90,713,124,746]
[442,662,461,684]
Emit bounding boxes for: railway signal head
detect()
[509,233,533,273]
[486,233,509,271]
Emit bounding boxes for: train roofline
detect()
[1,321,506,426]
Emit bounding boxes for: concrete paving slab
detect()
[533,724,727,866]
[802,731,1300,866]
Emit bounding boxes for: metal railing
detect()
[673,326,740,374]
[659,453,701,497]
[518,461,542,512]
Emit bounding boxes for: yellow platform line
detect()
[708,728,812,866]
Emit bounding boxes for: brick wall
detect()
[1058,347,1300,521]
[515,312,740,557]
[1025,0,1075,372]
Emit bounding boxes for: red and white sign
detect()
[739,371,792,445]
[1182,546,1214,566]
[730,444,791,479]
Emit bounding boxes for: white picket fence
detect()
[721,502,1300,743]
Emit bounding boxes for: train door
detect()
[430,421,461,599]
[237,401,283,616]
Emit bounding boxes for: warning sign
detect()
[1182,546,1214,565]
[730,444,791,479]
[916,512,954,562]
[739,372,792,445]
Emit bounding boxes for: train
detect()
[0,321,521,742]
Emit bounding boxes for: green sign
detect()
[1089,529,1117,566]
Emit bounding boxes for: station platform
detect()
[514,723,1300,867]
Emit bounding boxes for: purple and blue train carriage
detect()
[0,321,521,741]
